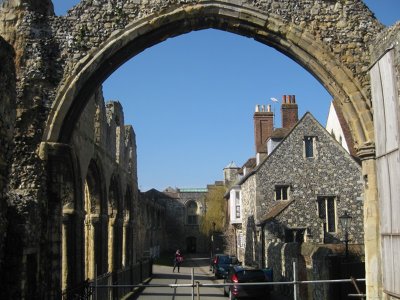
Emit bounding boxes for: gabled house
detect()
[225,97,364,299]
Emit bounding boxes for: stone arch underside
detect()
[44,0,382,153]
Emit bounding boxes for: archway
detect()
[41,1,385,299]
[44,2,378,149]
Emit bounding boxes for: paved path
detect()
[130,254,224,299]
[129,253,292,300]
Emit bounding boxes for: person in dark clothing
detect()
[173,249,183,273]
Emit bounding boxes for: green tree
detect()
[200,185,226,235]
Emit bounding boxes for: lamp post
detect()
[211,222,216,258]
[339,211,352,258]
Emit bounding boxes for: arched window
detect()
[187,201,198,225]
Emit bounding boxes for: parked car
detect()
[223,265,273,299]
[210,254,240,279]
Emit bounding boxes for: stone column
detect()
[122,215,130,267]
[358,144,382,300]
[84,214,97,279]
[108,216,116,272]
[40,142,77,299]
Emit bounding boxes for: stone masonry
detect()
[0,0,399,298]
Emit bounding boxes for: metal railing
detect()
[91,262,366,300]
[63,259,152,300]
[92,259,152,300]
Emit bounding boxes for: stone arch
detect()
[83,159,106,279]
[44,1,381,152]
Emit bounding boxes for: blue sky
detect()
[53,1,399,191]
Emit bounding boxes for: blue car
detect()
[211,254,240,279]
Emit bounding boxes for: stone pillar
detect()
[122,215,130,267]
[358,144,382,300]
[62,209,84,294]
[84,214,97,279]
[108,216,116,272]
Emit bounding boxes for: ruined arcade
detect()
[0,0,399,299]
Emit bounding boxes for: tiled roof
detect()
[243,157,256,169]
[258,200,294,224]
[270,127,290,139]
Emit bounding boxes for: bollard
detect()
[192,268,195,300]
[196,281,200,300]
[293,260,298,300]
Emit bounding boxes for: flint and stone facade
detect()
[227,105,364,299]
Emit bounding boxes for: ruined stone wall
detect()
[0,36,16,271]
[137,192,166,259]
[0,2,61,296]
[51,0,382,92]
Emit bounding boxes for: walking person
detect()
[173,249,183,273]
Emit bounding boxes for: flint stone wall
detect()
[0,37,16,268]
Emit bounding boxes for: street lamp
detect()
[211,222,216,258]
[339,211,352,258]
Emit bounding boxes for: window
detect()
[235,191,241,218]
[187,201,198,225]
[285,229,305,243]
[237,231,244,248]
[275,185,289,201]
[318,197,336,232]
[304,136,315,158]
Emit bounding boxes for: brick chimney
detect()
[254,104,274,154]
[281,95,298,129]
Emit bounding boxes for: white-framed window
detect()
[317,196,336,233]
[275,185,290,201]
[235,191,241,218]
